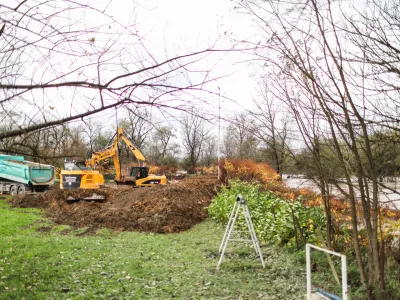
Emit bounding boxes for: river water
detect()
[283,175,400,210]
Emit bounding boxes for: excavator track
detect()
[66,192,106,202]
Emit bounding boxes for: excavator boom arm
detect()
[85,128,146,181]
[86,146,116,167]
[119,135,146,163]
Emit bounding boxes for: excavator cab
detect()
[60,159,105,190]
[64,160,89,171]
[130,166,149,179]
[130,166,166,186]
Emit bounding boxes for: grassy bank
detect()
[0,198,308,299]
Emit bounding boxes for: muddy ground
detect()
[10,176,221,233]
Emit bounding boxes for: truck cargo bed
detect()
[0,155,55,194]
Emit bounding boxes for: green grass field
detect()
[0,198,308,299]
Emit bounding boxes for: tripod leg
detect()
[243,204,265,268]
[217,203,240,269]
[242,204,259,254]
[219,200,237,253]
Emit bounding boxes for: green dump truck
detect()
[0,155,55,195]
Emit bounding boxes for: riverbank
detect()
[283,175,400,210]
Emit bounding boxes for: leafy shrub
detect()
[208,180,326,248]
[222,159,281,183]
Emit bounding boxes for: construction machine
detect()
[0,155,55,195]
[60,159,105,190]
[86,128,166,187]
[59,159,105,201]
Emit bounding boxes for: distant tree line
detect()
[0,104,295,175]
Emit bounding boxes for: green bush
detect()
[208,180,326,248]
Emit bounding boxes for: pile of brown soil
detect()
[9,176,221,233]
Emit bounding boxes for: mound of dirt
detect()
[9,176,221,233]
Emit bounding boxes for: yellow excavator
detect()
[59,159,105,201]
[85,128,167,187]
[60,159,105,190]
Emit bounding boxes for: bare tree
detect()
[146,125,178,165]
[230,112,259,159]
[249,91,290,175]
[221,124,236,158]
[201,135,217,167]
[0,121,87,166]
[119,107,154,150]
[155,126,176,159]
[0,1,228,139]
[181,111,211,173]
[237,0,400,294]
[82,120,102,156]
[116,106,154,162]
[344,0,400,131]
[281,78,338,248]
[220,113,258,160]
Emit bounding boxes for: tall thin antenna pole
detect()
[218,86,221,181]
[115,107,121,178]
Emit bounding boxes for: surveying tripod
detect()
[217,195,265,269]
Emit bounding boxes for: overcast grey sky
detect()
[86,0,259,126]
[3,0,261,132]
[139,0,258,105]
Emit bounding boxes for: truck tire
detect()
[17,185,26,195]
[10,185,17,195]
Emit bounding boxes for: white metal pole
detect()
[218,86,221,181]
[341,254,348,300]
[306,244,312,300]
